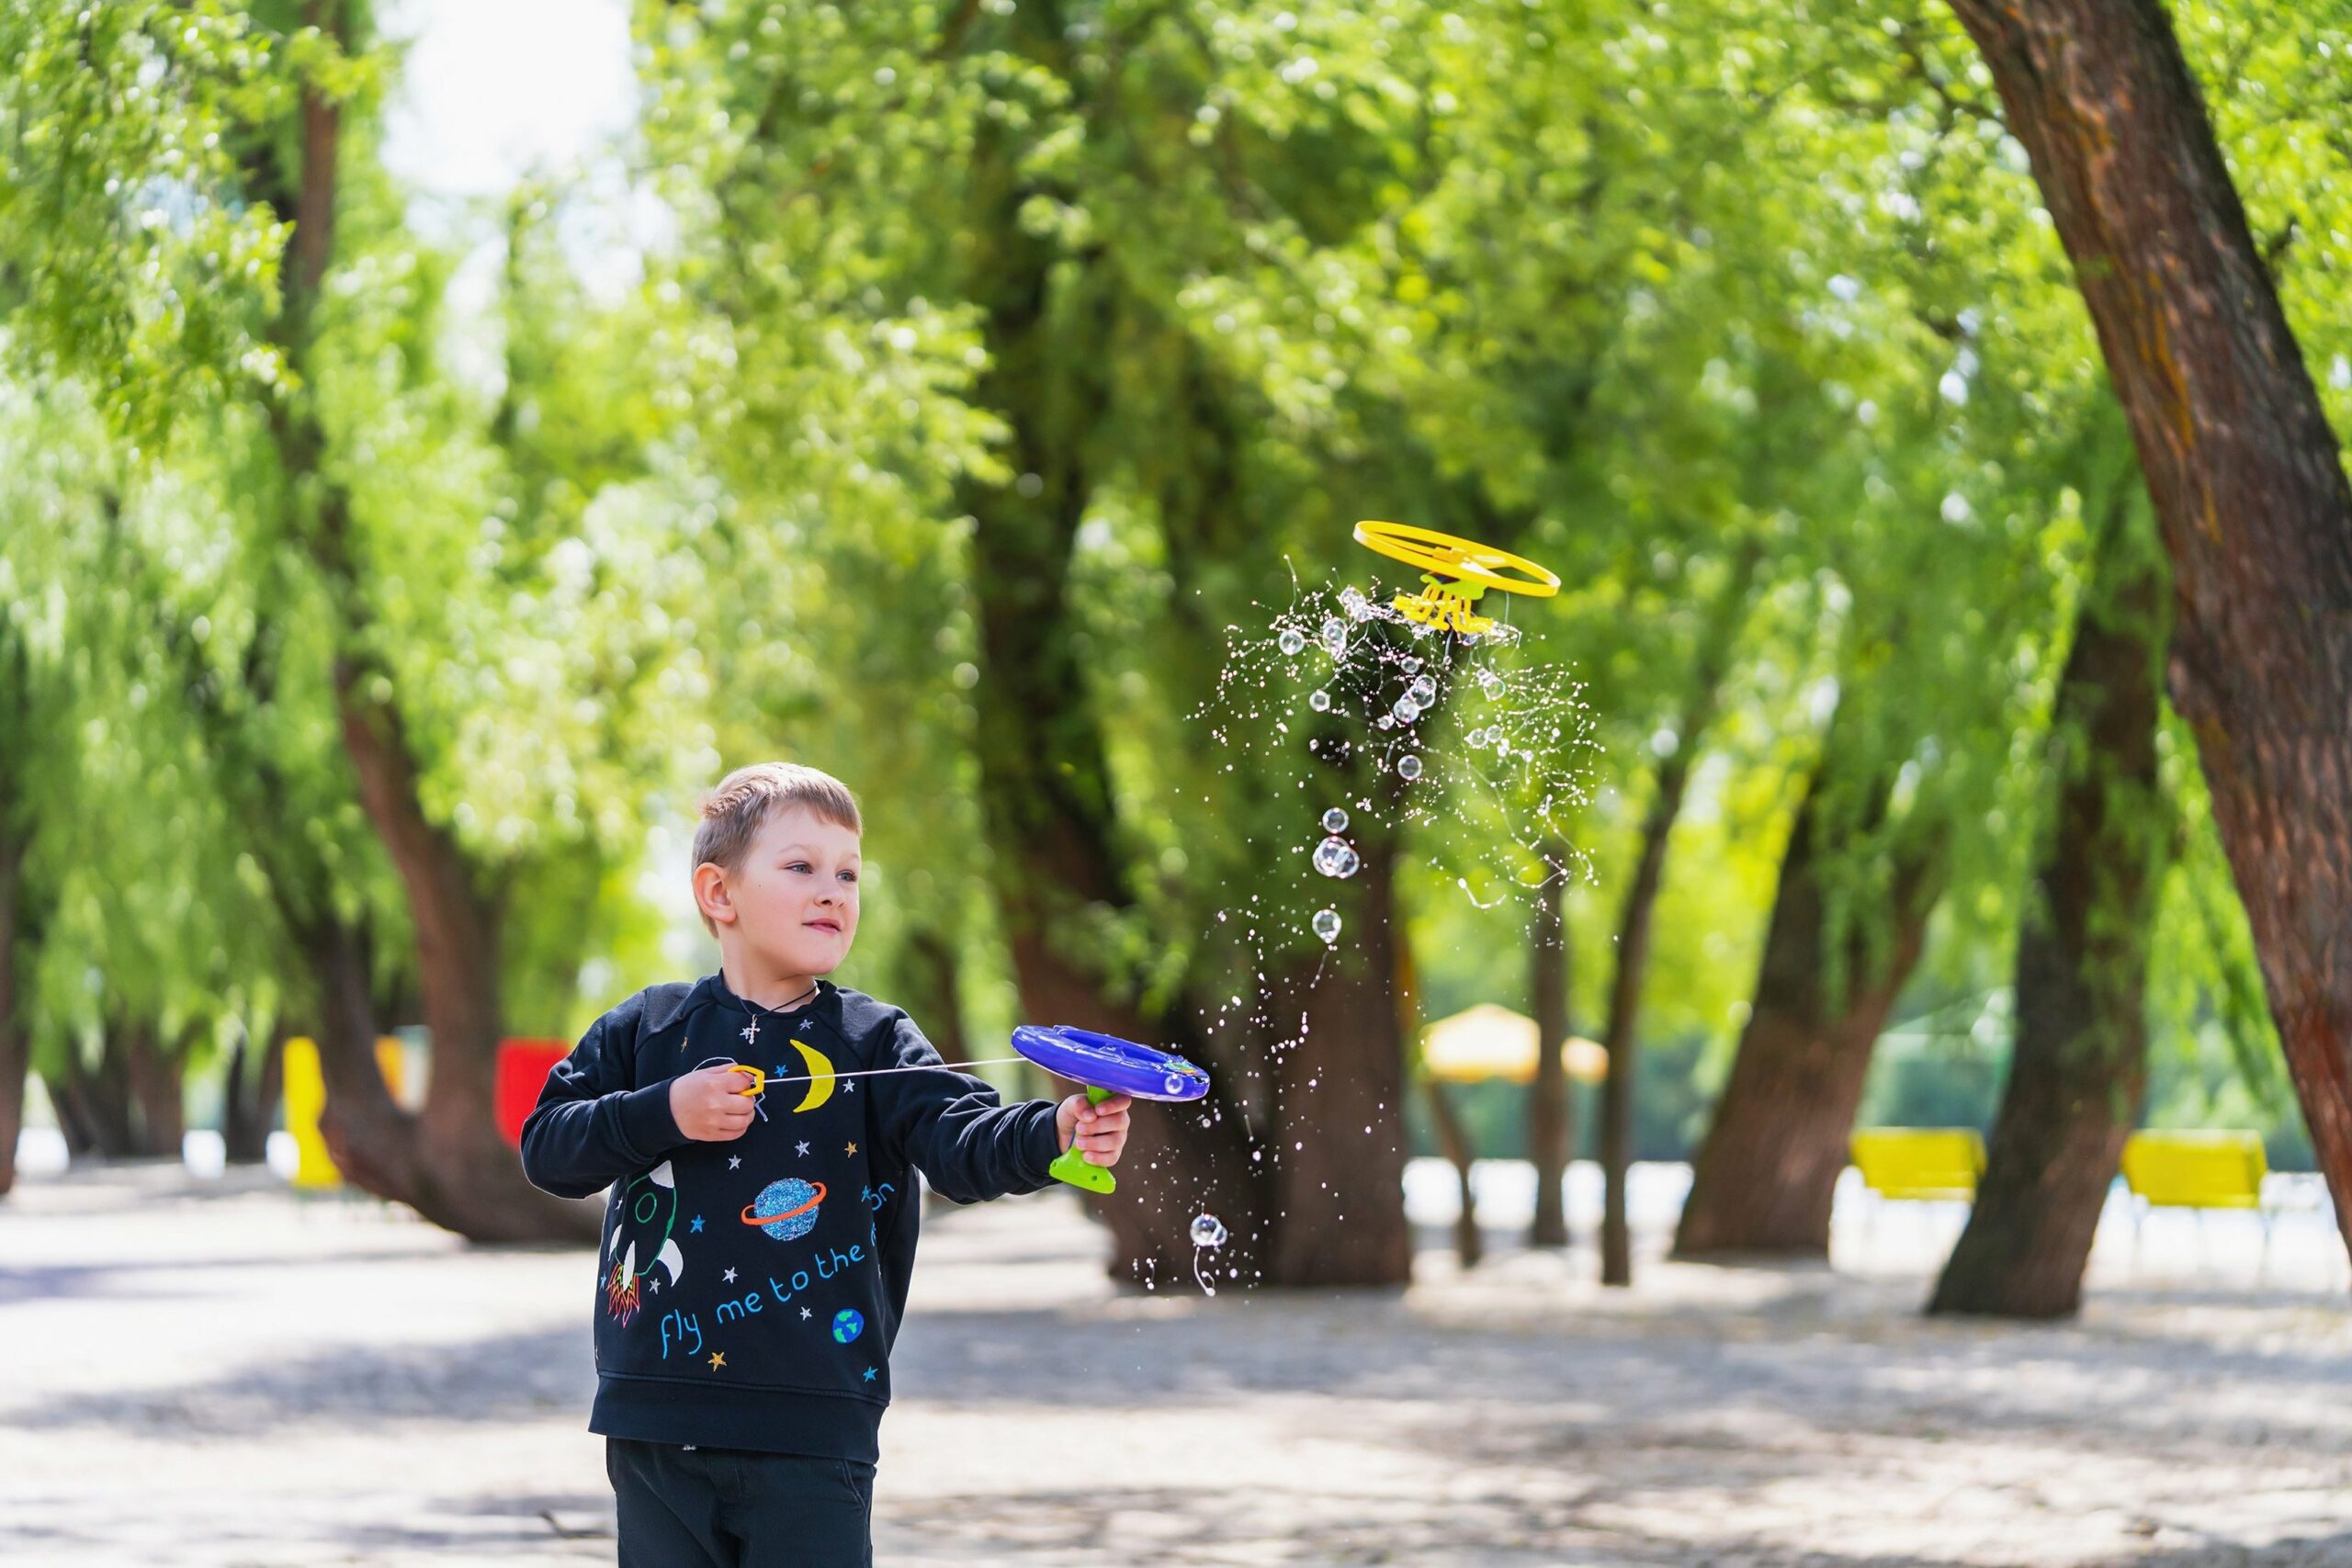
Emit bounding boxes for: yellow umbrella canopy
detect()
[1420,1003,1607,1084]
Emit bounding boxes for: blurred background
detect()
[1,0,2345,1300]
[17,2,2352,1562]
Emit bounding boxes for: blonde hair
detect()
[692,762,863,934]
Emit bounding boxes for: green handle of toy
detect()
[1049,1085,1116,1194]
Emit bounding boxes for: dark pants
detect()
[606,1438,875,1567]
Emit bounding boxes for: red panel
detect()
[496,1039,572,1147]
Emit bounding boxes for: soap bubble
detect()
[1400,657,1422,675]
[1391,695,1421,723]
[1312,836,1362,878]
[1308,689,1330,712]
[1408,674,1437,705]
[1478,669,1504,697]
[1191,1213,1227,1248]
[1311,908,1342,944]
[1466,727,1487,747]
[1321,807,1349,834]
[1340,586,1374,621]
[1321,617,1347,657]
[1397,754,1424,781]
[1278,627,1305,656]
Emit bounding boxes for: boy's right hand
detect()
[669,1066,758,1142]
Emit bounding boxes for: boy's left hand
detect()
[1056,1092,1132,1167]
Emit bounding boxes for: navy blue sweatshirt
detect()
[519,974,1062,1461]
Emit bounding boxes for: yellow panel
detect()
[1849,1128,1984,1201]
[2120,1131,2265,1210]
[278,1037,342,1190]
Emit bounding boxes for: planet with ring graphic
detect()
[741,1178,826,1241]
[831,1308,865,1344]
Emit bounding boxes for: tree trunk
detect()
[1598,773,1683,1287]
[0,1020,22,1194]
[47,1035,136,1159]
[1528,839,1574,1248]
[0,1021,21,1196]
[1421,1077,1483,1268]
[220,1025,284,1166]
[1930,510,2171,1319]
[41,1065,98,1158]
[1673,713,1946,1258]
[1600,548,1758,1286]
[961,445,1270,1282]
[122,1028,185,1157]
[1947,0,2352,1258]
[334,690,594,1240]
[1264,828,1412,1286]
[0,806,25,1197]
[284,907,420,1196]
[965,491,1271,1286]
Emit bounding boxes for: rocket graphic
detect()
[605,1159,687,1326]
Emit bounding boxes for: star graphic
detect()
[708,1351,727,1371]
[650,1279,661,1293]
[861,1367,876,1382]
[795,1140,810,1156]
[799,1306,812,1320]
[690,1215,706,1235]
[728,1156,741,1170]
[843,1078,857,1093]
[844,1141,858,1156]
[773,1065,788,1077]
[723,1268,738,1284]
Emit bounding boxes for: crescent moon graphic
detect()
[790,1041,837,1112]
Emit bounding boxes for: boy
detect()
[521,762,1131,1566]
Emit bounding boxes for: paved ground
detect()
[5,1159,2352,1565]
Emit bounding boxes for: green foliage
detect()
[0,3,288,442]
[1,0,2331,1172]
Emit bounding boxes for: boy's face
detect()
[701,806,862,979]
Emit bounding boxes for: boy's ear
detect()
[692,862,737,928]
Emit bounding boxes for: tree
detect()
[1654,0,2153,1259]
[1673,702,1948,1257]
[1597,545,1758,1285]
[1943,0,2352,1255]
[0,624,42,1194]
[1527,838,1574,1248]
[639,0,1462,1285]
[1931,479,2172,1318]
[2,4,699,1235]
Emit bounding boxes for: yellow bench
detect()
[1849,1128,1985,1201]
[2121,1130,2271,1263]
[2120,1129,2265,1209]
[1846,1129,1984,1251]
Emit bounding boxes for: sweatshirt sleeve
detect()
[870,1012,1062,1203]
[518,1002,687,1200]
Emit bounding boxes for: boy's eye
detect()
[786,862,811,874]
[839,871,858,883]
